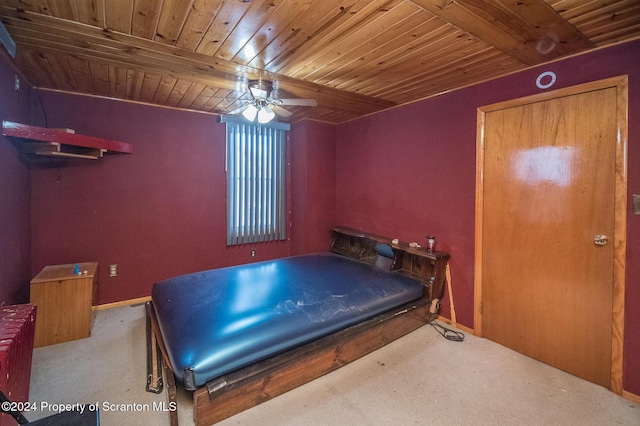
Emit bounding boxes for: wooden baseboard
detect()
[622,390,640,405]
[93,296,152,311]
[437,315,475,335]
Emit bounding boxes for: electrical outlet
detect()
[109,264,118,277]
[250,250,256,258]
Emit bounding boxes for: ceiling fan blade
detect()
[226,101,251,115]
[276,98,318,107]
[250,86,269,100]
[271,105,293,117]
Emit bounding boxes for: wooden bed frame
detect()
[149,227,450,425]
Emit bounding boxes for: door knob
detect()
[594,235,609,246]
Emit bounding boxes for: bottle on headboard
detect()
[426,236,436,252]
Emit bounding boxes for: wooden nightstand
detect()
[30,262,98,347]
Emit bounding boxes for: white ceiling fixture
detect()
[242,99,276,124]
[237,80,317,124]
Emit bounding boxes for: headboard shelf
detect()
[330,226,450,316]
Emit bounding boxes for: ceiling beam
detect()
[409,0,594,65]
[0,7,395,115]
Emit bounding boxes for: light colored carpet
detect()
[27,304,640,426]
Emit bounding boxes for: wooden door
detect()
[475,77,627,392]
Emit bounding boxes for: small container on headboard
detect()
[426,236,436,252]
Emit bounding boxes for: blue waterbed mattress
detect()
[151,252,424,389]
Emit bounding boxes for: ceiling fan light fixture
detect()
[258,105,275,124]
[242,104,258,121]
[237,79,316,122]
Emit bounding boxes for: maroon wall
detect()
[0,52,32,305]
[29,94,294,304]
[290,120,337,254]
[335,39,640,395]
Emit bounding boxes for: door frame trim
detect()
[474,75,628,394]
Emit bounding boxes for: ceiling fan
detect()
[237,80,317,123]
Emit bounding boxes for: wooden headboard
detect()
[330,226,450,318]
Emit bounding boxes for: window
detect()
[222,116,289,245]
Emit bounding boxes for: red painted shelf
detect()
[2,121,134,160]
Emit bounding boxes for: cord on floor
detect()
[431,320,465,342]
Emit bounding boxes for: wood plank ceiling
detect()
[0,0,638,124]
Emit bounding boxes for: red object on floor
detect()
[0,304,37,426]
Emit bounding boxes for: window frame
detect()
[220,116,290,246]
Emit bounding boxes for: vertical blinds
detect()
[226,121,287,245]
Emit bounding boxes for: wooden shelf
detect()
[2,121,134,160]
